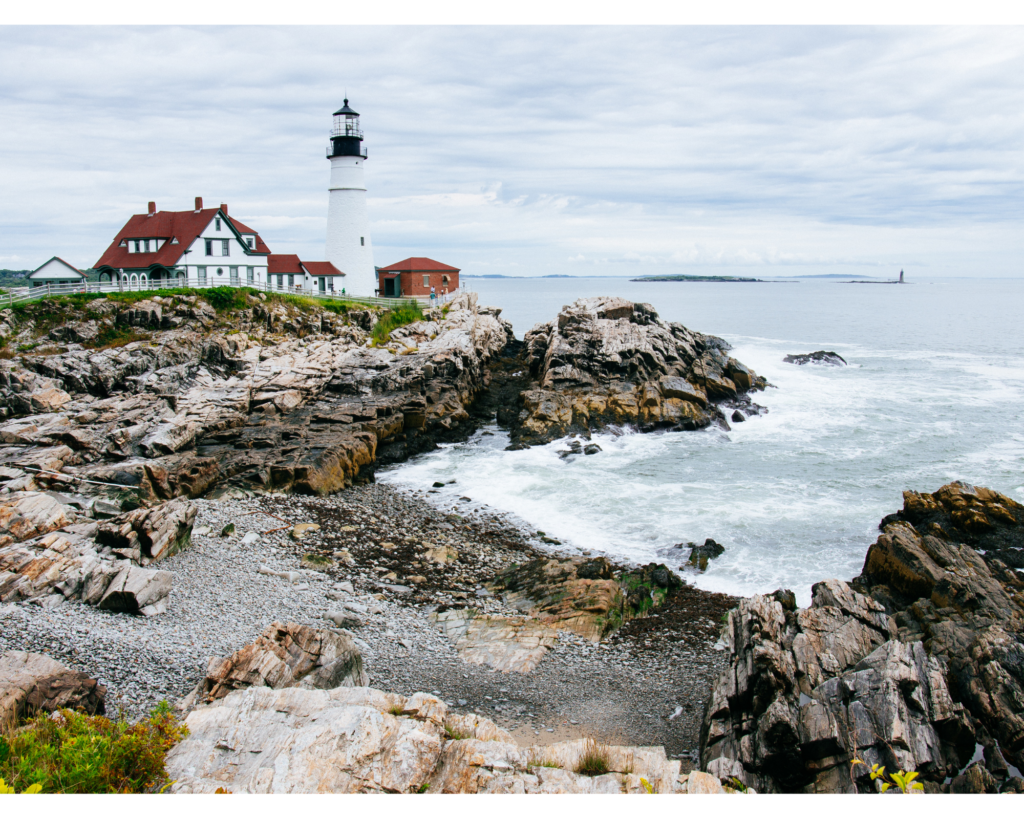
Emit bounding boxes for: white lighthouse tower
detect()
[325,99,375,295]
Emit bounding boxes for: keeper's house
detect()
[27,257,86,288]
[94,198,345,293]
[376,257,460,297]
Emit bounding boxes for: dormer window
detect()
[246,237,254,249]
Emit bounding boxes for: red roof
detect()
[378,256,460,273]
[268,254,304,275]
[94,207,271,270]
[303,261,344,277]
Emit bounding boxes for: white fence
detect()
[0,278,425,310]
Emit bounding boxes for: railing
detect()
[326,144,368,159]
[0,278,421,310]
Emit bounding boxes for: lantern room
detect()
[327,99,368,159]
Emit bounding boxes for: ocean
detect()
[378,276,1024,606]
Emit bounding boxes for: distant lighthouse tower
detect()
[326,99,375,295]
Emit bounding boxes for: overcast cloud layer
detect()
[2,26,1022,276]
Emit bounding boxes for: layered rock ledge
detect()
[0,291,511,505]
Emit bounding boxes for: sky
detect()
[2,25,1023,277]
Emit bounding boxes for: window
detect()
[423,275,430,287]
[222,240,230,256]
[215,217,221,231]
[133,240,142,253]
[287,274,294,288]
[205,239,213,256]
[216,268,223,277]
[360,237,365,246]
[246,237,254,249]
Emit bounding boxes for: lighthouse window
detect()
[360,237,365,246]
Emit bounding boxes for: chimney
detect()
[220,203,228,215]
[195,196,203,211]
[148,201,156,215]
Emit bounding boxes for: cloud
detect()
[0,26,1022,275]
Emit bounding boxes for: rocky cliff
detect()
[0,291,511,505]
[700,482,1024,794]
[509,296,766,446]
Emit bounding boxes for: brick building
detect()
[377,257,460,298]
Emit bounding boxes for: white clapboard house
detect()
[94,198,344,293]
[27,257,86,288]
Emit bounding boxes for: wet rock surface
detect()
[783,351,847,366]
[508,297,767,446]
[700,481,1024,794]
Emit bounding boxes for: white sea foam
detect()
[380,279,1024,607]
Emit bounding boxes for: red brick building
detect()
[377,257,460,298]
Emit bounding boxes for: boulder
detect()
[783,351,847,366]
[0,650,106,725]
[184,621,368,707]
[94,498,196,565]
[97,562,174,616]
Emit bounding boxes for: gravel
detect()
[0,483,731,762]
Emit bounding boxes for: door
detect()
[319,277,326,293]
[384,277,396,297]
[230,266,239,286]
[198,267,207,286]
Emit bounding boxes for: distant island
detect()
[630,274,767,283]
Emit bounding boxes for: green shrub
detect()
[372,303,424,345]
[203,286,249,311]
[83,325,150,350]
[0,703,187,793]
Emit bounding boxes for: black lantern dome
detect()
[327,99,367,159]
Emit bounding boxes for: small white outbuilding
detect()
[27,257,85,288]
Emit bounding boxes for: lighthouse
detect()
[325,99,375,295]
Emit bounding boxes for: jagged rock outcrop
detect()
[0,650,106,724]
[182,621,368,708]
[783,351,847,366]
[700,482,1024,794]
[510,297,766,446]
[165,685,703,793]
[0,292,512,503]
[0,499,185,616]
